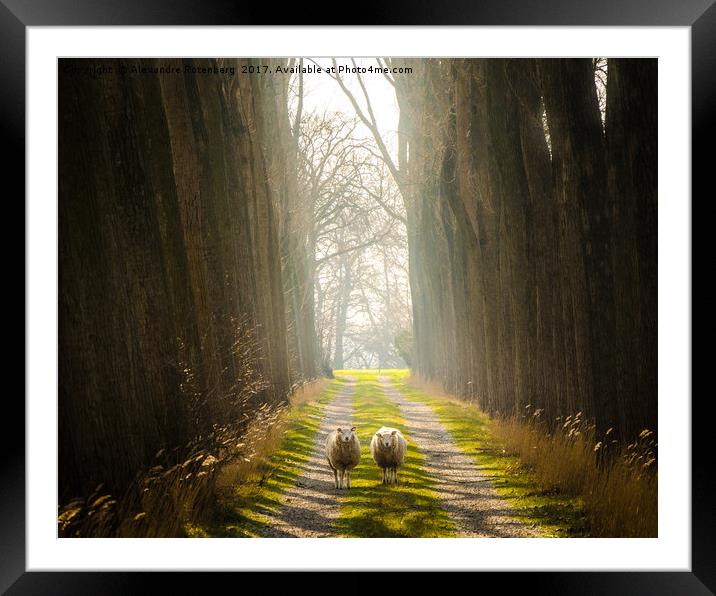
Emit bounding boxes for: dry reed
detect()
[58,377,329,537]
[408,374,657,537]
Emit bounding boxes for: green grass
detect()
[187,378,346,537]
[190,368,586,538]
[333,370,454,537]
[384,370,587,537]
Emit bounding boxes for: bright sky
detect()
[297,57,400,161]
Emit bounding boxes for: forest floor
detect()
[190,370,586,538]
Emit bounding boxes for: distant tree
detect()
[394,329,414,367]
[296,104,410,370]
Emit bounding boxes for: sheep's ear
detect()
[391,430,397,436]
[350,427,357,432]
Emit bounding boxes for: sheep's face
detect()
[376,431,396,450]
[336,427,357,444]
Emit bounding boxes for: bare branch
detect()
[329,59,404,189]
[314,224,395,266]
[376,58,396,87]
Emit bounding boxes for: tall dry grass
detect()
[491,409,657,537]
[58,377,328,537]
[211,377,328,501]
[407,374,657,537]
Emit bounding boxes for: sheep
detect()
[325,426,361,489]
[370,426,407,485]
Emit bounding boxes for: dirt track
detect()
[379,377,538,537]
[260,377,355,537]
[258,375,537,537]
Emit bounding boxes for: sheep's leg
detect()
[393,467,398,484]
[333,468,339,489]
[346,470,351,489]
[382,468,387,485]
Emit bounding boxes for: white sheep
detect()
[325,426,361,489]
[370,426,407,485]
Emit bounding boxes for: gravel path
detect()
[379,377,539,537]
[260,377,355,537]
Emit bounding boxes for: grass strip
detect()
[334,370,455,537]
[187,378,345,537]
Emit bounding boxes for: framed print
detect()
[8,0,706,592]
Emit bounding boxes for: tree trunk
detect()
[59,58,291,501]
[606,58,658,439]
[333,256,353,369]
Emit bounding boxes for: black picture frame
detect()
[7,0,706,592]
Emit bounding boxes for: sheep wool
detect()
[325,427,361,489]
[370,426,407,485]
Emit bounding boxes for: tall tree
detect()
[59,58,291,500]
[372,58,657,443]
[605,59,658,437]
[259,58,319,382]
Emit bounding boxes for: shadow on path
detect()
[379,377,539,538]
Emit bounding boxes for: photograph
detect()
[57,56,658,540]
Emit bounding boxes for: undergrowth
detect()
[400,371,656,537]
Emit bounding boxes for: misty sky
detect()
[296,57,400,161]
